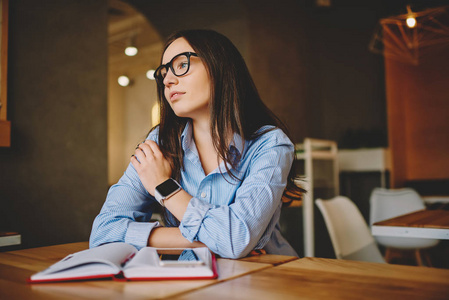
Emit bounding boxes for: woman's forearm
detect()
[148,227,206,248]
[162,188,192,221]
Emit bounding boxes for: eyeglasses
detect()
[154,52,198,85]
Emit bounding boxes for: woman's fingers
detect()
[130,140,172,195]
[136,142,155,158]
[133,149,145,166]
[130,154,141,170]
[145,140,163,157]
[132,140,163,167]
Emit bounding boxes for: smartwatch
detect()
[155,178,182,206]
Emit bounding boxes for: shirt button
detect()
[201,192,207,198]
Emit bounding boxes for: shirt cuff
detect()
[179,197,214,242]
[125,221,160,250]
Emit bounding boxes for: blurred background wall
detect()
[0,0,108,248]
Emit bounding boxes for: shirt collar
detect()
[180,121,193,152]
[229,131,245,156]
[180,121,246,157]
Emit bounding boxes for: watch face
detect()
[157,179,180,197]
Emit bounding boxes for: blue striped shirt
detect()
[90,122,298,258]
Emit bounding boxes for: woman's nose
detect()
[163,69,178,86]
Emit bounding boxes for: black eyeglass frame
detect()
[154,52,199,85]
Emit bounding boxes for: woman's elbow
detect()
[216,239,254,259]
[89,233,103,249]
[89,217,121,248]
[228,248,252,259]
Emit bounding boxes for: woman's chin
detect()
[172,109,189,118]
[170,104,209,120]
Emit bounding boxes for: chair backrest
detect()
[369,187,438,249]
[316,196,385,263]
[369,188,425,225]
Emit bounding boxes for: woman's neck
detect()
[192,118,210,139]
[191,119,233,150]
[191,118,220,175]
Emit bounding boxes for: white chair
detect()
[316,196,385,263]
[369,188,439,266]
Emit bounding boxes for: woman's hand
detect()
[131,140,172,196]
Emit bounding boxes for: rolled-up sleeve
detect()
[179,131,294,259]
[180,197,217,246]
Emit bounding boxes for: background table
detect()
[0,231,21,247]
[372,209,449,240]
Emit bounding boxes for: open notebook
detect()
[28,242,218,283]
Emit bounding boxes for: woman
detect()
[90,29,304,258]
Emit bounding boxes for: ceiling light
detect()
[125,36,138,56]
[118,75,130,87]
[146,70,155,80]
[406,17,416,28]
[125,46,138,56]
[406,5,417,28]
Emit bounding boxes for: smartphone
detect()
[157,249,205,267]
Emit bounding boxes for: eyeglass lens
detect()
[157,54,191,82]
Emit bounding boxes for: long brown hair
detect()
[154,30,304,223]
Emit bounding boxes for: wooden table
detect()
[1,242,449,299]
[171,257,449,300]
[372,209,449,240]
[0,242,294,300]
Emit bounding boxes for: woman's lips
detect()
[170,91,185,101]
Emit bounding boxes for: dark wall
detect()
[128,0,245,38]
[0,0,108,249]
[302,2,388,145]
[246,1,310,143]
